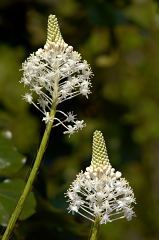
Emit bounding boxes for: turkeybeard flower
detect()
[66,130,136,224]
[21,15,92,135]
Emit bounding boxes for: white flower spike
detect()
[21,15,92,135]
[66,130,136,224]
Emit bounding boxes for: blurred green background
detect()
[0,0,159,239]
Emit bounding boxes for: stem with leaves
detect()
[2,107,56,240]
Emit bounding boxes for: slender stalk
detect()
[90,218,100,240]
[2,107,56,240]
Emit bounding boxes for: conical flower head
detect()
[21,15,92,134]
[91,130,109,171]
[66,130,136,224]
[45,14,65,49]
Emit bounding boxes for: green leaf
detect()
[0,179,36,226]
[0,132,25,177]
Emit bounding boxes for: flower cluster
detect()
[21,15,92,135]
[65,130,136,224]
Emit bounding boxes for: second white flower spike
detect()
[66,130,136,224]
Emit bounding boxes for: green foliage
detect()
[0,132,25,177]
[0,179,36,226]
[0,132,36,227]
[0,46,40,153]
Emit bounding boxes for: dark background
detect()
[0,0,159,239]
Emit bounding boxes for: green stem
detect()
[90,218,100,240]
[2,108,56,240]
